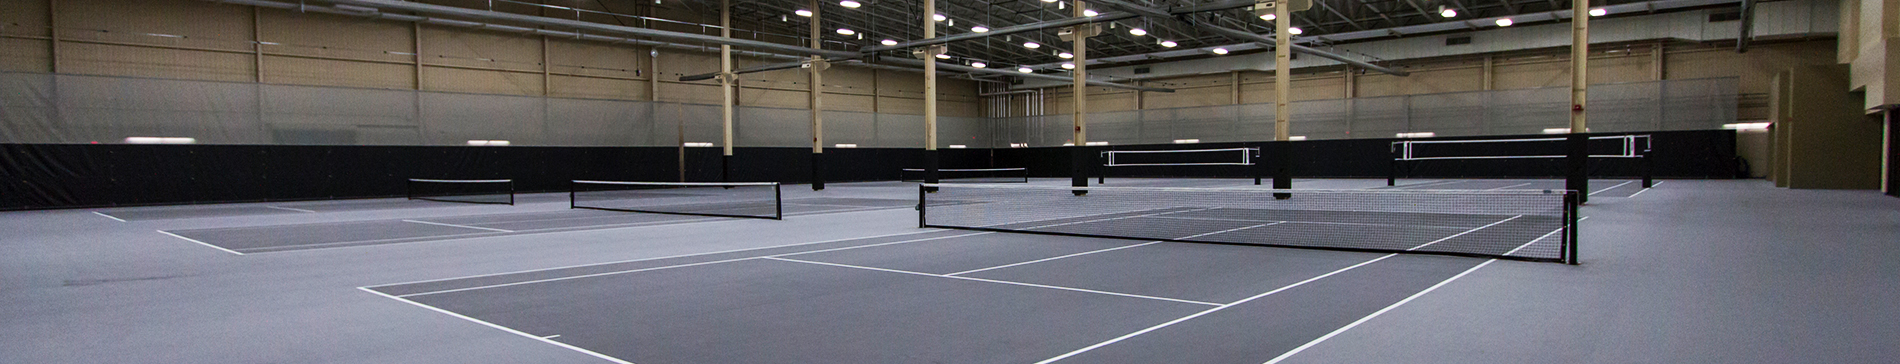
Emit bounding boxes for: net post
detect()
[924,150,940,193]
[1642,145,1655,188]
[1253,147,1263,186]
[405,179,414,201]
[917,184,927,228]
[1096,151,1106,185]
[508,180,516,206]
[1269,142,1291,200]
[1070,147,1089,196]
[1566,134,1590,205]
[1387,142,1399,186]
[1565,190,1581,265]
[774,183,783,220]
[811,152,825,191]
[568,180,575,210]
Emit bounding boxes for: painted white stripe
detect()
[1485,182,1535,190]
[157,230,243,255]
[1627,186,1654,198]
[357,288,633,364]
[364,229,951,288]
[402,219,515,233]
[1036,254,1398,364]
[1504,216,1585,257]
[1589,180,1635,196]
[1262,259,1498,364]
[396,232,994,297]
[1144,216,1473,230]
[948,242,1163,276]
[1405,215,1522,251]
[265,206,318,213]
[541,335,561,339]
[1003,208,1211,230]
[92,211,127,222]
[765,257,1221,306]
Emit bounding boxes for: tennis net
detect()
[1099,147,1263,185]
[407,179,515,205]
[570,181,782,220]
[919,184,1578,263]
[900,168,1030,183]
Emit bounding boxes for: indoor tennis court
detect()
[4,0,1898,363]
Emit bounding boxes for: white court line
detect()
[764,257,1222,306]
[1404,215,1522,252]
[402,219,515,233]
[542,335,561,339]
[1589,180,1635,196]
[1392,180,1469,189]
[1036,254,1399,364]
[366,229,951,288]
[92,211,127,222]
[396,232,995,298]
[1262,259,1498,364]
[1486,182,1535,190]
[357,287,633,364]
[947,242,1164,277]
[1504,216,1585,257]
[264,206,318,213]
[999,208,1212,230]
[157,230,244,256]
[1144,215,1473,231]
[1627,186,1654,198]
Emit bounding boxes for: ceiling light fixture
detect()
[836,28,855,35]
[881,39,898,46]
[1259,13,1275,21]
[1129,28,1147,36]
[1589,8,1608,16]
[1023,42,1040,49]
[971,26,989,33]
[1159,40,1177,47]
[839,0,860,8]
[1211,47,1229,55]
[795,9,812,17]
[933,14,947,22]
[1061,63,1075,69]
[971,62,986,68]
[1082,9,1099,17]
[1058,52,1073,59]
[1018,67,1034,73]
[1495,18,1514,27]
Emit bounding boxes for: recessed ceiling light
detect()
[1129,28,1146,36]
[795,9,812,17]
[839,0,860,8]
[836,28,855,35]
[1495,18,1514,27]
[1211,47,1229,55]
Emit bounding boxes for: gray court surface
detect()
[5,178,1899,364]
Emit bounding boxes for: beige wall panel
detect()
[1670,41,1838,96]
[61,0,248,44]
[737,86,808,109]
[62,42,252,81]
[2,0,51,37]
[1408,68,1484,94]
[420,25,542,73]
[1143,85,1232,109]
[1493,60,1570,90]
[656,51,719,80]
[1,38,50,72]
[879,97,924,115]
[1241,76,1348,104]
[826,66,877,87]
[940,101,981,117]
[422,66,542,96]
[548,39,644,79]
[660,82,723,105]
[259,9,411,60]
[550,74,648,101]
[1355,73,1405,97]
[1589,54,1653,84]
[264,55,414,89]
[1091,90,1138,112]
[826,93,876,112]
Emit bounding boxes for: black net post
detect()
[1270,142,1292,199]
[1070,147,1090,196]
[1253,146,1263,185]
[568,180,576,209]
[1565,190,1581,265]
[773,183,784,220]
[405,179,414,201]
[811,152,825,191]
[1388,142,1400,186]
[917,184,928,228]
[1566,134,1590,205]
[507,180,516,205]
[721,155,732,183]
[1641,144,1655,188]
[923,150,940,193]
[1096,150,1106,185]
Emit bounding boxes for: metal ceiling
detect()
[674,0,1655,69]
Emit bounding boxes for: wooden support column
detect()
[48,0,59,73]
[1481,56,1494,90]
[808,0,826,190]
[719,0,735,182]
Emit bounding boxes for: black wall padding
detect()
[0,144,994,211]
[995,130,1738,180]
